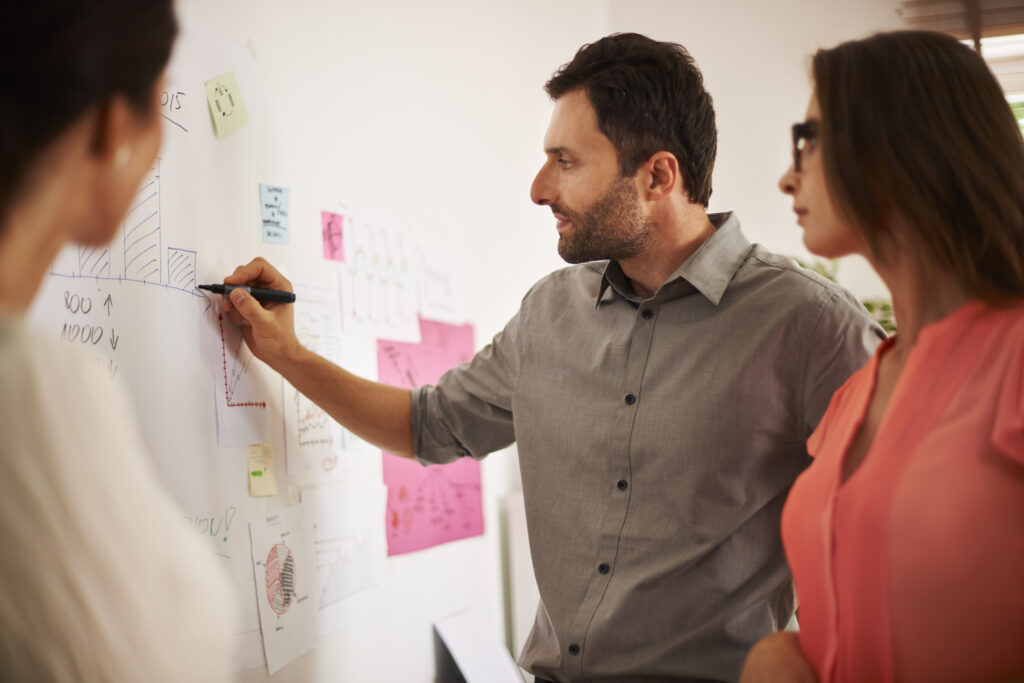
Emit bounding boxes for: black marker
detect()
[198,283,296,304]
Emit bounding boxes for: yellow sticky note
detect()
[247,443,277,497]
[205,70,249,138]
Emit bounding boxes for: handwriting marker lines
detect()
[160,112,188,133]
[126,218,159,248]
[46,272,206,298]
[128,190,158,216]
[167,248,197,291]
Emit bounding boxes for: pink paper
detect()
[321,211,345,262]
[378,318,483,555]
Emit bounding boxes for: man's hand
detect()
[219,257,302,371]
[739,631,818,683]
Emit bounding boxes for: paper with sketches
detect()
[205,69,250,138]
[283,281,352,486]
[377,318,483,555]
[321,210,345,261]
[249,505,313,675]
[259,183,290,244]
[302,484,388,636]
[211,312,269,447]
[338,208,420,342]
[418,243,464,324]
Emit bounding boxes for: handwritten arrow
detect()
[104,294,113,316]
[109,329,119,350]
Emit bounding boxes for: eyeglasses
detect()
[791,120,819,172]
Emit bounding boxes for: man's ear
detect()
[642,151,682,201]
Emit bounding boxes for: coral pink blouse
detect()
[781,301,1024,683]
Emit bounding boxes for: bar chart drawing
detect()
[48,159,201,299]
[78,245,111,279]
[124,166,162,283]
[167,248,197,291]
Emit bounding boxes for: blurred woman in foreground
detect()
[0,2,235,680]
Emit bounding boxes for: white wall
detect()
[606,0,904,298]
[175,1,606,681]
[173,2,906,681]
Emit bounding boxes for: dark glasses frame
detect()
[791,120,820,172]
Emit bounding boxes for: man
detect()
[222,33,882,683]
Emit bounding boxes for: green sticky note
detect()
[205,70,249,138]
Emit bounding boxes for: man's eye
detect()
[557,158,573,169]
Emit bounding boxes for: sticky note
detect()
[321,211,345,261]
[247,443,278,497]
[205,70,249,138]
[260,184,291,244]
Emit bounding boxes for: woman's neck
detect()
[874,255,972,350]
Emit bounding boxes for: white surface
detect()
[434,608,524,683]
[506,491,540,668]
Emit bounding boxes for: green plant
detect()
[794,257,897,334]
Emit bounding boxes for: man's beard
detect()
[553,176,653,264]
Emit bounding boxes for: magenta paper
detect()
[377,318,483,555]
[321,211,345,261]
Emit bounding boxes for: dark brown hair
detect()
[0,0,178,221]
[813,30,1024,303]
[546,33,717,207]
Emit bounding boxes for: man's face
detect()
[531,90,652,264]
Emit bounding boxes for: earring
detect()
[115,146,132,168]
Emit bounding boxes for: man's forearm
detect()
[273,345,416,459]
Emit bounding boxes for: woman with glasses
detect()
[740,30,1024,683]
[0,1,235,680]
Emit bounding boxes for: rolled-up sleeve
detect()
[411,310,522,465]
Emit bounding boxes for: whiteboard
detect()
[30,16,271,670]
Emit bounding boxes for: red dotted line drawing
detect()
[219,313,266,408]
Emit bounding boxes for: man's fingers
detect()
[223,257,292,291]
[229,288,273,328]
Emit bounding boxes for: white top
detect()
[0,315,237,682]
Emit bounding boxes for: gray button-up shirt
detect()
[411,212,883,683]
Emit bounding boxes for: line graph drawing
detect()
[312,526,377,609]
[295,391,332,447]
[218,313,266,409]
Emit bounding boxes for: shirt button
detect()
[617,479,628,491]
[568,644,580,655]
[598,563,610,574]
[642,309,653,320]
[624,394,636,405]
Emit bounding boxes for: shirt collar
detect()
[596,211,753,307]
